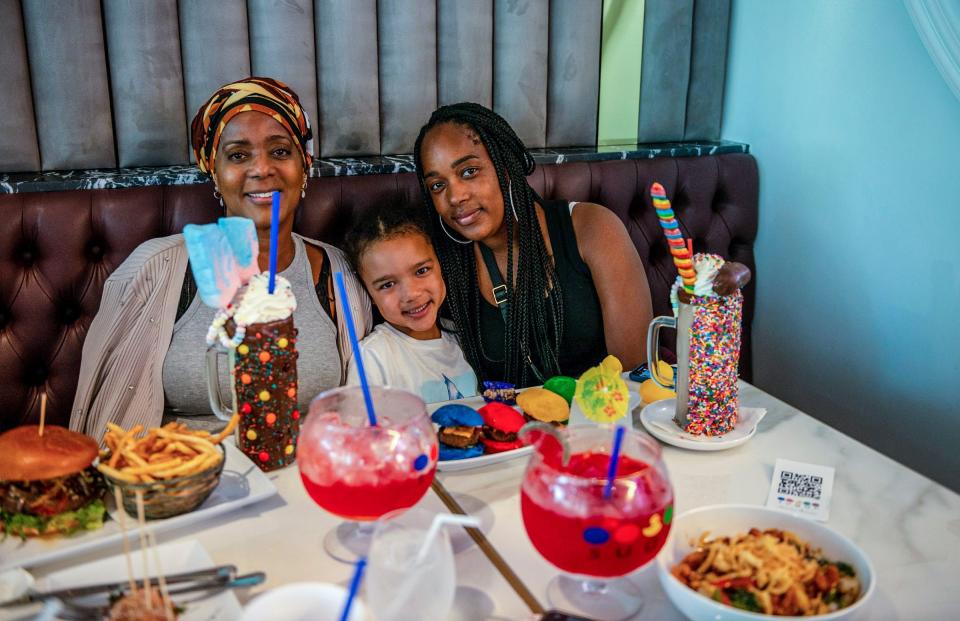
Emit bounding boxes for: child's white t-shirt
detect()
[345,323,479,404]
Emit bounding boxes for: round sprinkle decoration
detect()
[278,337,288,348]
[259,390,271,402]
[258,451,270,463]
[413,454,428,471]
[246,429,257,441]
[241,402,252,414]
[614,524,640,544]
[292,409,300,420]
[287,387,296,399]
[240,373,252,385]
[284,444,294,455]
[237,344,249,355]
[265,412,277,425]
[583,527,610,545]
[259,351,271,363]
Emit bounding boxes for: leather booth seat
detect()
[0,154,758,430]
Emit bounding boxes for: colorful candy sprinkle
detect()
[259,351,271,363]
[278,337,288,348]
[246,429,258,441]
[683,282,742,436]
[258,451,270,463]
[240,373,251,385]
[285,444,294,455]
[237,344,249,355]
[413,454,429,471]
[259,390,271,402]
[265,412,277,425]
[583,527,610,545]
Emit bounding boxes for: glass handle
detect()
[646,316,676,390]
[205,345,234,422]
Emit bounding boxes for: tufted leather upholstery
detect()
[0,154,758,430]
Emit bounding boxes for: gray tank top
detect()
[163,236,342,415]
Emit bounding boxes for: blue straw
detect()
[268,191,280,294]
[338,557,367,621]
[604,426,626,499]
[334,272,378,426]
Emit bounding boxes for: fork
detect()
[51,572,265,621]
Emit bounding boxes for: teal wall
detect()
[722,0,960,490]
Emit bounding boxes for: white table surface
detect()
[9,381,960,620]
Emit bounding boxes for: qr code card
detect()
[765,458,835,521]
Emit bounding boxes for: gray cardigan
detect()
[69,233,371,438]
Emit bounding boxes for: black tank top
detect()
[477,199,607,386]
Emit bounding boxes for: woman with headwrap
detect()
[70,77,371,437]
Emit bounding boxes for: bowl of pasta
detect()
[656,505,875,619]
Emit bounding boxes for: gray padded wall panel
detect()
[637,0,694,143]
[316,0,380,156]
[179,0,251,163]
[104,0,188,166]
[494,0,549,148]
[684,0,730,140]
[546,0,601,147]
[248,0,319,159]
[438,0,492,107]
[0,0,40,171]
[22,0,116,170]
[378,0,437,154]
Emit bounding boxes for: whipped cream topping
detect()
[207,273,297,348]
[671,253,726,314]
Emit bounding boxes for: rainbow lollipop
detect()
[650,182,696,294]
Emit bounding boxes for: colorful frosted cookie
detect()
[543,375,577,405]
[517,387,570,426]
[431,404,484,461]
[478,402,526,453]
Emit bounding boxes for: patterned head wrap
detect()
[190,76,314,177]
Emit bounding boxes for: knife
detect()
[1,564,236,607]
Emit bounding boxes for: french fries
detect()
[97,415,238,483]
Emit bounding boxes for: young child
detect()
[344,203,478,403]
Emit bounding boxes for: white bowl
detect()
[657,505,875,620]
[240,582,370,621]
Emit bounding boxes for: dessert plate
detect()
[428,396,533,472]
[0,441,277,572]
[639,398,766,451]
[429,386,640,472]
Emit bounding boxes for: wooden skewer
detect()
[38,392,47,437]
[429,479,545,615]
[113,486,138,595]
[134,491,153,606]
[147,528,174,621]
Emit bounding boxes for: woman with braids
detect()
[413,103,654,387]
[70,77,370,436]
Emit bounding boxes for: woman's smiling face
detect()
[213,110,305,230]
[420,122,506,242]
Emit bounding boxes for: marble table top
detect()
[435,382,960,619]
[10,381,959,620]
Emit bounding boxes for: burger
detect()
[0,425,107,537]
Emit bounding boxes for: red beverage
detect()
[300,465,436,521]
[521,451,673,578]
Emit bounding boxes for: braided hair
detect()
[413,103,563,386]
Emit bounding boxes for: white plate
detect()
[429,385,640,472]
[39,539,242,621]
[428,395,533,472]
[639,399,766,451]
[0,441,277,572]
[657,505,875,620]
